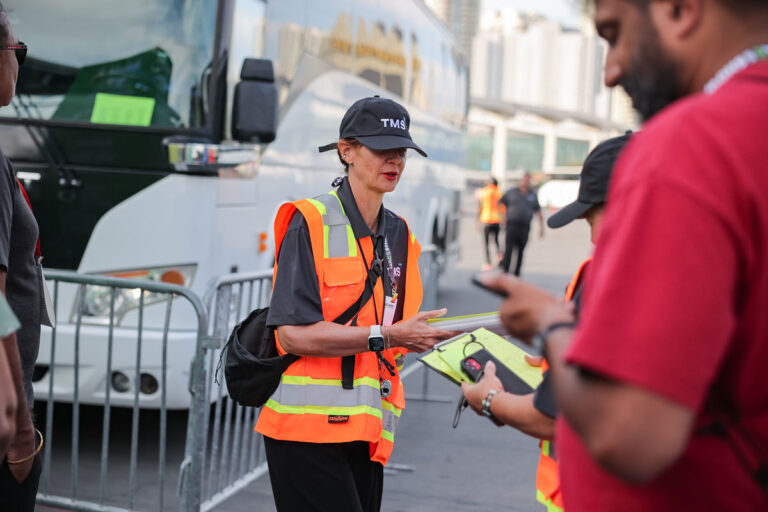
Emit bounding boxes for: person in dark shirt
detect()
[0,4,43,510]
[499,173,544,276]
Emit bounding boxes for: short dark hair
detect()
[336,138,360,174]
[490,177,498,186]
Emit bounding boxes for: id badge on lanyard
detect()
[383,294,397,326]
[381,237,398,326]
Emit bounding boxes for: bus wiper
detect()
[12,94,81,188]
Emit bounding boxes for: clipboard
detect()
[418,328,543,390]
[426,312,507,337]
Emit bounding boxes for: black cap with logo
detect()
[547,132,632,229]
[318,96,427,157]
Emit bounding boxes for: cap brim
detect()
[546,200,593,229]
[355,135,427,158]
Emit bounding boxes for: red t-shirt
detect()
[558,60,768,511]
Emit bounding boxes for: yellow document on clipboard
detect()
[419,328,543,389]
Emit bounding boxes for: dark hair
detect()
[336,138,360,174]
[490,177,498,186]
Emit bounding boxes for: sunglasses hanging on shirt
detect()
[2,41,26,66]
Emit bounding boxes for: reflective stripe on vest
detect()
[257,190,423,466]
[270,375,382,410]
[381,400,402,442]
[535,257,592,511]
[307,191,358,259]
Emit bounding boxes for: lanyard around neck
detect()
[704,44,768,94]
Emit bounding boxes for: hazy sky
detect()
[481,0,581,28]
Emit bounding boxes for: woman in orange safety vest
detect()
[461,133,631,512]
[256,97,455,512]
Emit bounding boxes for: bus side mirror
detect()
[232,58,277,143]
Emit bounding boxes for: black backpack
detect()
[218,252,383,407]
[221,307,298,407]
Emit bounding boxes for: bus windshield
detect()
[3,0,218,129]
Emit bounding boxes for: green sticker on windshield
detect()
[90,93,156,127]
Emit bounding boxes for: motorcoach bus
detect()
[3,0,468,408]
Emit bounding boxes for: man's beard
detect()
[620,22,687,122]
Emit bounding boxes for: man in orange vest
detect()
[477,177,503,270]
[256,97,455,512]
[462,133,631,512]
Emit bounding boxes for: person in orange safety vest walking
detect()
[477,177,503,270]
[461,133,631,511]
[255,97,456,512]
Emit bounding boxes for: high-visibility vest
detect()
[478,184,502,224]
[535,257,591,512]
[255,190,423,465]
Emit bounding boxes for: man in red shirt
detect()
[478,0,768,510]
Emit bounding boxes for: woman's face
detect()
[0,15,18,107]
[345,144,406,195]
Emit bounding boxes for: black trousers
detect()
[501,221,530,276]
[264,436,383,512]
[0,454,42,512]
[482,223,500,264]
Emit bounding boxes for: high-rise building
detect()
[424,0,481,60]
[470,8,637,127]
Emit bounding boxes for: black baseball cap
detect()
[318,96,427,157]
[547,132,632,229]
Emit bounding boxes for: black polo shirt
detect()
[499,186,540,225]
[267,177,411,328]
[532,266,587,419]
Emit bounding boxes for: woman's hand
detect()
[388,309,457,353]
[461,361,503,414]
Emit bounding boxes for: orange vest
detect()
[478,184,502,224]
[255,190,423,466]
[535,257,591,512]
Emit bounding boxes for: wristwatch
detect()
[368,325,385,352]
[532,321,577,357]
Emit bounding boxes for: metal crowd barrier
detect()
[36,270,208,512]
[179,269,274,512]
[35,246,441,511]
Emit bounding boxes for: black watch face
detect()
[368,336,385,352]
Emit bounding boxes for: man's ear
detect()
[651,0,703,41]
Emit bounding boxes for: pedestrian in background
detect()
[462,133,630,512]
[256,97,454,512]
[480,0,768,510]
[499,173,544,276]
[0,4,43,510]
[476,177,503,270]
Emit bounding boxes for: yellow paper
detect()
[90,93,156,127]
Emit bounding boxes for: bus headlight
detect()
[71,264,196,326]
